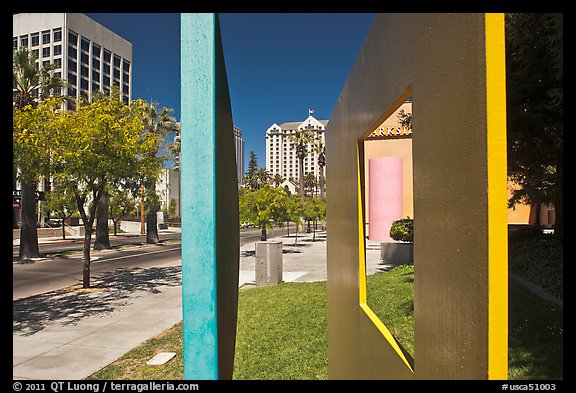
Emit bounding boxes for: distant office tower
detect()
[265,115,328,183]
[13,13,132,108]
[234,125,245,185]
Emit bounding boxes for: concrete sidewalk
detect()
[13,231,385,380]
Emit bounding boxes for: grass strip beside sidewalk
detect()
[88,265,562,380]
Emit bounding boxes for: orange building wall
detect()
[363,103,555,229]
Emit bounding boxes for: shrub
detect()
[389,217,413,242]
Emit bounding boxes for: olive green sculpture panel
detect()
[326,13,508,379]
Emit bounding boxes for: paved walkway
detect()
[13,231,385,380]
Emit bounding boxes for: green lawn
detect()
[89,263,562,380]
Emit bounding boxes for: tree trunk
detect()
[146,209,159,243]
[18,182,40,259]
[94,189,111,250]
[260,224,267,241]
[299,156,305,200]
[77,188,100,288]
[140,184,146,235]
[313,220,317,241]
[62,220,66,240]
[286,221,290,237]
[319,169,325,199]
[112,219,118,236]
[82,226,92,288]
[13,166,19,229]
[145,181,160,244]
[554,148,563,242]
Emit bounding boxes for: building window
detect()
[80,77,89,90]
[68,59,77,72]
[81,52,89,65]
[68,72,77,86]
[43,60,51,68]
[68,30,77,44]
[103,50,111,63]
[42,47,50,58]
[81,38,90,52]
[53,44,62,56]
[92,69,100,80]
[93,58,100,69]
[122,83,129,95]
[20,36,28,47]
[68,86,77,97]
[113,55,121,67]
[103,75,110,86]
[53,28,62,42]
[113,68,120,79]
[31,33,39,47]
[54,58,62,68]
[80,65,89,77]
[92,81,100,92]
[93,44,101,58]
[103,63,111,75]
[31,49,39,59]
[54,71,61,79]
[68,45,77,59]
[122,70,130,84]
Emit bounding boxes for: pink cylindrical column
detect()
[368,157,403,241]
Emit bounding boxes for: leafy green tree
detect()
[505,13,563,240]
[286,194,304,244]
[108,186,138,236]
[13,47,65,257]
[288,129,315,199]
[302,197,324,241]
[51,88,152,288]
[41,177,78,240]
[13,97,65,259]
[239,186,288,241]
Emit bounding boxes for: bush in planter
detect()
[389,217,413,242]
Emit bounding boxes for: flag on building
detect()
[308,108,315,116]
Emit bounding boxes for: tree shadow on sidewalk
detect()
[13,265,182,336]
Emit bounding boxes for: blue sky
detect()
[86,13,376,170]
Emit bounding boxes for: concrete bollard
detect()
[255,241,283,286]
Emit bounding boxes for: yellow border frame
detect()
[357,143,414,373]
[485,13,508,380]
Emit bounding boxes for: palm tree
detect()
[304,173,318,197]
[13,48,65,109]
[288,129,315,199]
[314,140,326,198]
[141,101,179,244]
[13,47,65,259]
[272,174,284,187]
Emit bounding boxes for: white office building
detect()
[156,168,181,218]
[265,115,328,183]
[13,13,132,108]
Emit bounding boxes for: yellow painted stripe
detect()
[358,143,368,305]
[357,145,414,373]
[485,12,509,380]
